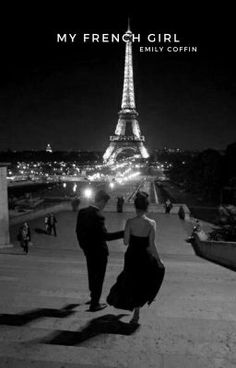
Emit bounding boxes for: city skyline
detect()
[0,7,235,152]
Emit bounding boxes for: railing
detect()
[110,135,145,142]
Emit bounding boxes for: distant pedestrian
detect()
[164,198,173,214]
[193,219,201,233]
[49,212,57,236]
[117,196,124,213]
[44,214,50,234]
[71,196,80,212]
[186,219,208,242]
[17,222,31,254]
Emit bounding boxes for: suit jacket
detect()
[76,206,124,255]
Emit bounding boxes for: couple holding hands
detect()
[76,189,165,324]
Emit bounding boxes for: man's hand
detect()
[157,259,165,269]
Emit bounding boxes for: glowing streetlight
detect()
[109,182,115,189]
[84,187,93,199]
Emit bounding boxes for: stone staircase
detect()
[1,211,235,368]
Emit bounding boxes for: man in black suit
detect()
[76,190,124,312]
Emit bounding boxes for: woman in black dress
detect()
[107,191,165,324]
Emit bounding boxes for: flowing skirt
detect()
[107,238,165,311]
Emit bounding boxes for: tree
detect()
[224,142,236,185]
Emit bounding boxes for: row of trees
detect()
[164,142,236,204]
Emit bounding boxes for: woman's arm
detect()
[94,212,124,241]
[124,220,130,245]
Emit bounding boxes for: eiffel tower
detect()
[103,22,149,164]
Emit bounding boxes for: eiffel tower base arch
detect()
[103,140,148,164]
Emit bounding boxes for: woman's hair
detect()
[134,191,149,211]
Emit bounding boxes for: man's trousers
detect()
[85,252,108,305]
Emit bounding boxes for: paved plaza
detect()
[0,209,236,367]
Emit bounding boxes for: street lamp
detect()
[84,187,93,199]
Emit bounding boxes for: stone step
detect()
[0,294,88,312]
[0,357,113,368]
[0,341,137,368]
[0,327,234,368]
[102,204,169,213]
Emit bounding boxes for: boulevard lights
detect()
[120,167,131,177]
[109,182,115,189]
[128,171,140,179]
[116,171,141,184]
[110,162,129,171]
[87,172,101,181]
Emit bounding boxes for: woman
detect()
[18,222,31,254]
[107,191,165,324]
[44,214,50,234]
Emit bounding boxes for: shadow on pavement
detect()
[43,314,140,346]
[34,227,49,235]
[0,304,79,326]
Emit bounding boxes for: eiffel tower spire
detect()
[127,17,131,32]
[121,20,136,111]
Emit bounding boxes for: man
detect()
[49,213,57,236]
[116,196,124,213]
[17,222,31,254]
[164,198,173,214]
[76,190,124,312]
[71,196,80,212]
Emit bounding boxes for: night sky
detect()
[0,5,235,152]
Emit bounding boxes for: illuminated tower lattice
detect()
[103,22,149,164]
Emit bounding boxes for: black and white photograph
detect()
[0,5,235,368]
